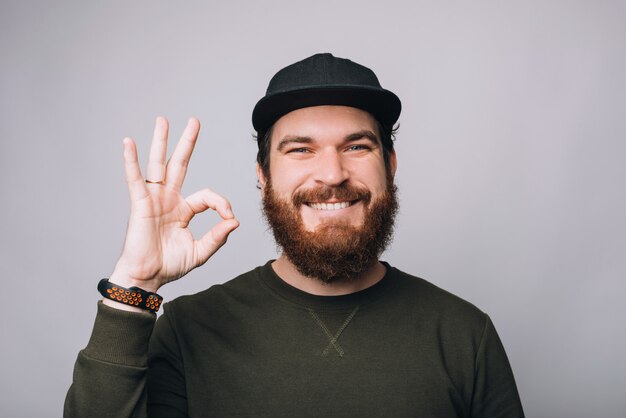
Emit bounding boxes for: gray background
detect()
[1,1,625,417]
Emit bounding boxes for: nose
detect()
[313,150,349,186]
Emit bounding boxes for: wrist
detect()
[109,270,161,294]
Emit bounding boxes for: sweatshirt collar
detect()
[257,260,398,311]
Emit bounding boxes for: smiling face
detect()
[258,105,396,231]
[258,105,399,283]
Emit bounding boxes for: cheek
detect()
[269,162,311,196]
[353,163,389,193]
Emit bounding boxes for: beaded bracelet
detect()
[98,279,163,313]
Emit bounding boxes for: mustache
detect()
[292,184,372,207]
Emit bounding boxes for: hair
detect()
[255,119,398,179]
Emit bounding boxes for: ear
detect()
[256,163,268,189]
[389,148,398,179]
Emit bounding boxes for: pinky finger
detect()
[123,138,149,201]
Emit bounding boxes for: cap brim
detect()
[252,86,401,133]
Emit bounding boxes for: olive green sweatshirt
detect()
[65,262,524,417]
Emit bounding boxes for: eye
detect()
[346,144,371,152]
[288,147,311,154]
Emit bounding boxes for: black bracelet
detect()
[98,279,163,313]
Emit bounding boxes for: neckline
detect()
[257,260,398,311]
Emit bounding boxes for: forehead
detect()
[271,105,379,145]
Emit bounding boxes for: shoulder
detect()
[162,265,269,321]
[385,265,488,331]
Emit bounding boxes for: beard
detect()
[262,177,399,284]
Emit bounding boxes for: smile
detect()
[306,201,354,211]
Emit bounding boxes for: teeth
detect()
[309,202,352,211]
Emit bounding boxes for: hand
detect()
[107,117,239,297]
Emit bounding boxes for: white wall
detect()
[1,1,625,416]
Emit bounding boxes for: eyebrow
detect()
[345,130,380,145]
[276,130,380,152]
[276,136,313,152]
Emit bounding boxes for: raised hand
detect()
[106,117,239,305]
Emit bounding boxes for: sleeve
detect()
[64,302,156,418]
[145,304,188,417]
[470,315,525,418]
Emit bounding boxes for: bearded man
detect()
[65,53,524,417]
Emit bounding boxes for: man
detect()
[65,53,524,417]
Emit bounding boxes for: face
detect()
[258,105,396,230]
[258,105,399,282]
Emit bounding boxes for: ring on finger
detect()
[145,179,165,185]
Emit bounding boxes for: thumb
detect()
[194,218,240,265]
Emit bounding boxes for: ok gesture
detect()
[106,117,239,303]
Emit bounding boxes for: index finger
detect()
[165,118,200,191]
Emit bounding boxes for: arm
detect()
[64,303,156,418]
[470,315,525,418]
[65,118,239,417]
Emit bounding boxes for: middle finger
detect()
[146,116,169,183]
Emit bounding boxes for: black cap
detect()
[252,53,401,133]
